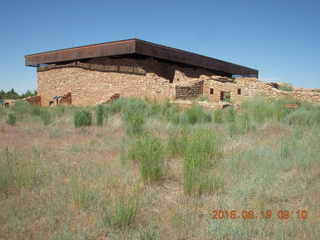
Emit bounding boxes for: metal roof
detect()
[25,39,258,77]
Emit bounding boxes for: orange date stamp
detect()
[211,210,308,220]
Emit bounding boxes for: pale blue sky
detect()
[0,0,319,93]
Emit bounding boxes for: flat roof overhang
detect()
[25,39,258,77]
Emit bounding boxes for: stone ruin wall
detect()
[37,56,320,107]
[175,80,204,100]
[205,77,320,105]
[37,57,220,106]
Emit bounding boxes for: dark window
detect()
[210,88,214,94]
[237,88,241,95]
[220,91,231,101]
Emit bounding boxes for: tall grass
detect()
[102,194,140,232]
[6,112,16,125]
[214,109,223,124]
[74,110,92,128]
[166,128,188,159]
[71,182,99,211]
[40,109,51,125]
[96,105,104,127]
[0,147,38,195]
[121,100,146,135]
[180,104,212,125]
[183,129,222,195]
[129,134,166,183]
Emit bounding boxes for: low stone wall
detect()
[25,96,41,105]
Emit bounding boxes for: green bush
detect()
[74,110,92,128]
[6,112,16,125]
[214,109,223,124]
[129,134,166,183]
[96,105,104,127]
[278,83,293,91]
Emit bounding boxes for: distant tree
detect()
[0,89,37,100]
[6,88,19,99]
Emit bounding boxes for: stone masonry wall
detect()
[37,57,217,106]
[175,80,204,100]
[38,68,172,106]
[204,77,320,105]
[37,56,320,106]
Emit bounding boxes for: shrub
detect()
[74,110,92,128]
[96,105,104,127]
[6,112,16,125]
[183,129,222,195]
[214,109,223,124]
[278,83,293,91]
[198,95,209,102]
[40,109,51,125]
[102,194,140,231]
[129,134,166,183]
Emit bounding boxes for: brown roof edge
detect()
[25,39,258,77]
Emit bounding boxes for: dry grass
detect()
[0,98,319,239]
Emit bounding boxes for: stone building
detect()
[25,39,320,106]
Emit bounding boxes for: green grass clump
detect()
[129,134,166,183]
[214,109,223,123]
[40,109,51,125]
[181,104,211,125]
[166,129,188,159]
[183,129,222,195]
[6,112,16,125]
[96,105,104,127]
[197,95,209,102]
[11,100,31,115]
[284,107,320,127]
[71,183,99,211]
[241,97,295,123]
[31,105,41,116]
[122,102,146,135]
[74,110,92,128]
[102,195,140,232]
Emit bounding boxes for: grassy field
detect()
[0,97,319,240]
